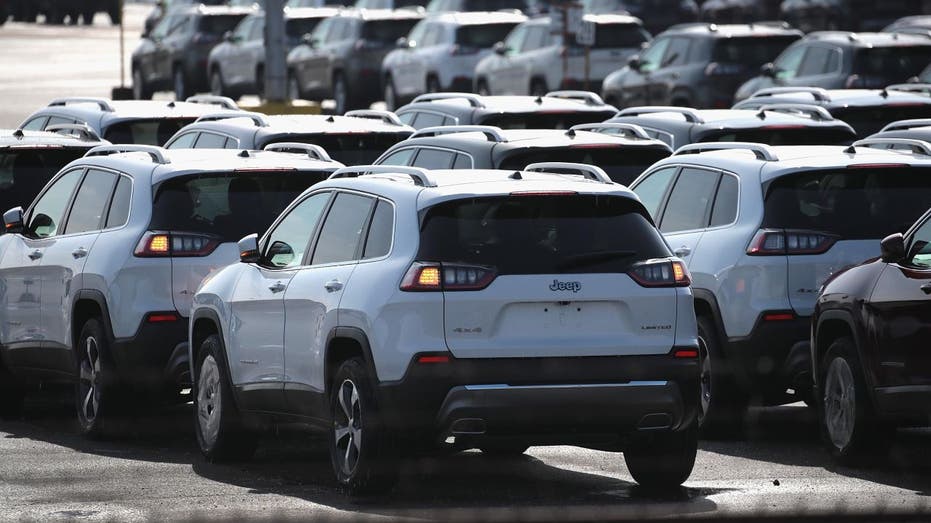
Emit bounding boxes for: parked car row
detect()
[1,0,120,26]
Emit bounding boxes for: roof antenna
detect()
[326,115,336,122]
[509,171,523,179]
[12,129,24,139]
[167,101,176,108]
[565,128,576,138]
[534,96,543,105]
[238,149,251,158]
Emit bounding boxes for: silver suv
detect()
[0,146,342,432]
[629,139,931,432]
[189,164,701,494]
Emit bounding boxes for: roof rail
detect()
[263,142,333,162]
[524,162,613,184]
[749,86,831,102]
[879,118,931,132]
[667,22,714,31]
[751,20,791,29]
[756,103,834,121]
[569,123,652,140]
[411,92,485,108]
[328,165,435,187]
[84,145,170,164]
[45,123,102,141]
[617,106,705,124]
[48,97,114,112]
[194,111,269,127]
[674,142,778,161]
[184,95,239,110]
[344,109,405,126]
[885,83,931,96]
[544,90,605,106]
[411,125,507,142]
[846,137,931,156]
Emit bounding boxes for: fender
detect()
[73,289,116,346]
[189,307,245,411]
[813,309,876,405]
[325,326,378,393]
[690,288,729,352]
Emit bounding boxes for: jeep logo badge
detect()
[549,279,582,293]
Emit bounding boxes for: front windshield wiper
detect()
[556,250,637,272]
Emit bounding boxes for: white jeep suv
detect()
[189,163,701,494]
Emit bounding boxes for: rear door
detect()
[421,193,680,358]
[654,167,722,267]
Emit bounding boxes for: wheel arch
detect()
[72,290,114,350]
[691,288,728,348]
[324,327,377,395]
[814,310,873,390]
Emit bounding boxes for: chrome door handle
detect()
[268,282,287,294]
[72,247,88,259]
[674,246,691,257]
[921,283,931,295]
[324,280,343,293]
[27,249,42,261]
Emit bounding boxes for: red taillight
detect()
[673,348,699,359]
[628,259,691,288]
[134,231,221,258]
[400,262,497,292]
[417,354,450,364]
[147,312,180,323]
[763,312,795,322]
[746,229,838,256]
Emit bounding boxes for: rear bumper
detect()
[725,315,812,403]
[110,316,189,390]
[378,352,699,447]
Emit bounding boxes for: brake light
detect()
[747,229,838,256]
[400,262,497,292]
[134,231,221,258]
[763,312,795,322]
[628,259,690,288]
[417,354,450,364]
[147,312,181,323]
[673,348,699,358]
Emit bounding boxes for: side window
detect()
[797,46,832,77]
[452,153,472,169]
[397,111,417,125]
[47,116,76,127]
[232,17,253,41]
[311,192,374,265]
[411,148,456,169]
[224,137,240,149]
[27,169,83,238]
[327,19,347,43]
[825,48,841,74]
[406,20,429,47]
[64,169,117,235]
[502,24,528,54]
[263,192,331,269]
[167,132,198,149]
[105,176,132,229]
[631,167,677,220]
[774,44,806,80]
[21,117,48,131]
[639,37,671,73]
[249,17,264,42]
[310,18,332,44]
[363,200,394,259]
[660,168,721,233]
[663,37,691,67]
[379,148,417,166]
[412,111,445,129]
[709,174,738,227]
[642,127,675,148]
[907,219,931,268]
[194,132,229,148]
[421,24,442,47]
[521,26,546,52]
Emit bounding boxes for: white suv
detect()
[628,139,931,432]
[189,163,701,494]
[0,145,343,432]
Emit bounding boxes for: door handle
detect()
[921,283,931,295]
[27,249,42,261]
[324,280,343,293]
[72,247,88,259]
[674,246,691,257]
[268,281,287,294]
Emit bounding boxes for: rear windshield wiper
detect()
[556,250,637,272]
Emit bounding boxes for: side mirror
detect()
[238,233,260,263]
[302,33,318,48]
[880,233,906,263]
[396,36,410,49]
[493,41,508,56]
[627,55,642,70]
[3,207,24,234]
[223,30,234,43]
[760,62,776,78]
[267,240,295,267]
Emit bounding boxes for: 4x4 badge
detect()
[549,280,582,293]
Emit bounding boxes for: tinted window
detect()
[264,192,331,268]
[797,46,833,77]
[167,132,198,148]
[702,127,855,146]
[661,168,720,233]
[362,19,420,45]
[398,111,417,125]
[64,169,117,235]
[498,146,670,186]
[463,0,526,10]
[151,170,330,242]
[312,192,373,265]
[456,23,519,48]
[105,176,132,229]
[418,195,669,275]
[197,14,247,35]
[379,148,416,165]
[710,174,738,227]
[481,110,618,130]
[833,105,931,138]
[0,149,88,219]
[907,218,931,268]
[631,167,677,219]
[264,133,409,165]
[194,132,229,148]
[412,111,447,129]
[363,200,393,259]
[103,118,196,146]
[639,37,670,72]
[412,148,456,169]
[663,37,691,67]
[453,153,472,169]
[712,36,799,66]
[588,23,650,49]
[286,17,324,39]
[763,168,931,239]
[28,169,83,238]
[47,116,76,127]
[21,117,48,131]
[853,46,931,81]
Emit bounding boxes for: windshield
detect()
[362,19,421,45]
[569,23,650,49]
[198,14,248,35]
[853,46,931,80]
[763,168,931,239]
[498,146,670,185]
[480,110,619,130]
[456,23,520,48]
[103,118,198,146]
[151,171,330,241]
[0,148,88,222]
[261,133,409,165]
[418,195,669,275]
[712,36,800,65]
[832,105,931,138]
[701,127,856,146]
[286,17,325,39]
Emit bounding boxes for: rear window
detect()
[198,14,247,35]
[418,195,670,275]
[763,168,931,239]
[700,127,855,146]
[569,23,649,49]
[150,170,330,242]
[456,23,519,48]
[480,110,619,130]
[0,148,88,216]
[832,105,931,138]
[498,146,670,185]
[853,46,931,80]
[286,17,324,39]
[262,133,409,165]
[712,36,799,65]
[362,19,421,45]
[463,0,526,10]
[103,118,197,146]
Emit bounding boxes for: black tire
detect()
[479,442,529,457]
[530,78,547,97]
[383,75,397,111]
[81,10,95,25]
[819,337,893,464]
[108,6,121,25]
[333,72,352,115]
[173,66,189,101]
[0,372,24,419]
[697,315,747,438]
[193,335,257,463]
[625,425,698,490]
[255,65,265,99]
[426,75,440,94]
[210,68,226,97]
[75,318,118,437]
[132,68,152,100]
[329,357,398,495]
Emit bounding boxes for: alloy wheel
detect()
[333,379,362,476]
[824,357,856,450]
[197,355,223,448]
[698,336,712,423]
[78,335,102,425]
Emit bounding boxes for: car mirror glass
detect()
[267,240,295,267]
